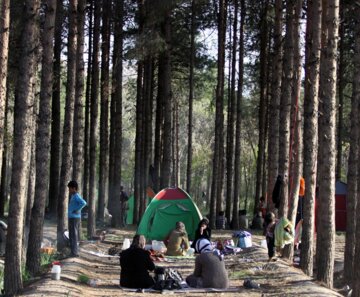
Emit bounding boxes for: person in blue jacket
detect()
[67,180,87,257]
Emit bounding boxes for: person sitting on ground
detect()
[215,211,227,230]
[251,210,264,230]
[120,234,155,288]
[264,212,276,261]
[186,239,229,288]
[165,221,190,256]
[191,218,211,251]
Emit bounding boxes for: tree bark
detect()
[316,0,339,288]
[343,52,358,282]
[267,0,283,209]
[335,1,345,180]
[88,0,100,238]
[57,0,78,250]
[210,0,227,228]
[0,86,9,217]
[349,5,360,295]
[300,0,322,276]
[83,0,93,200]
[26,0,57,275]
[109,0,124,227]
[0,0,10,184]
[98,0,111,222]
[283,0,303,260]
[49,0,63,214]
[278,0,296,218]
[254,0,269,214]
[232,0,245,230]
[72,0,86,191]
[186,0,196,194]
[160,11,173,189]
[226,0,238,222]
[4,0,40,294]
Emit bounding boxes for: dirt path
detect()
[20,221,344,297]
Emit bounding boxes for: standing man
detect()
[120,186,129,227]
[67,181,87,257]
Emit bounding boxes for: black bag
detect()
[153,268,183,291]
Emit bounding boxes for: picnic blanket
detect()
[119,286,241,293]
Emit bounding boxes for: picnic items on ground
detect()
[233,230,252,248]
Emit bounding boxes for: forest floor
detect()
[19,220,347,297]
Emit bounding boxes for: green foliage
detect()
[21,265,32,284]
[77,274,90,284]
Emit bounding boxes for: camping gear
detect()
[51,262,61,280]
[126,187,155,224]
[152,240,167,253]
[233,231,252,248]
[137,187,202,240]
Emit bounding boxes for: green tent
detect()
[126,195,152,224]
[137,187,202,240]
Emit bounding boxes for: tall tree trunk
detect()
[26,0,56,275]
[83,0,93,200]
[335,1,345,180]
[141,57,154,216]
[0,87,9,217]
[0,0,10,184]
[133,0,145,225]
[134,59,144,225]
[348,3,360,293]
[24,127,36,264]
[283,0,303,260]
[353,18,360,290]
[153,66,163,194]
[210,0,227,228]
[186,0,196,194]
[278,0,296,218]
[300,0,322,277]
[343,53,358,282]
[160,11,173,189]
[267,1,283,207]
[254,0,269,214]
[226,0,238,222]
[109,0,124,227]
[232,0,245,230]
[316,0,339,288]
[88,0,100,238]
[72,0,86,190]
[48,0,63,214]
[4,0,39,294]
[57,0,78,250]
[98,0,111,222]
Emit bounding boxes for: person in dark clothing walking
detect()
[120,186,129,227]
[67,181,87,257]
[120,234,155,288]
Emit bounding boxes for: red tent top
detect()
[154,187,189,200]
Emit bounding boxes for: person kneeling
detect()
[120,234,155,288]
[186,239,229,288]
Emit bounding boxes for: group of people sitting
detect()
[119,218,229,289]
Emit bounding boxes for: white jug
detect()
[51,265,61,280]
[122,238,131,250]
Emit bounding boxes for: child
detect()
[264,212,276,261]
